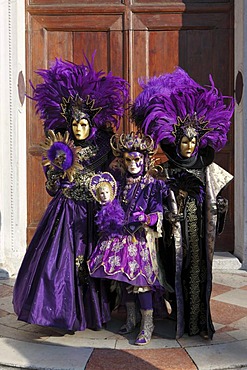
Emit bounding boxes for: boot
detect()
[118,301,139,335]
[135,309,154,345]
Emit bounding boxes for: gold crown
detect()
[110,131,156,157]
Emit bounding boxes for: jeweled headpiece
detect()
[30,53,129,136]
[110,131,157,174]
[110,131,156,157]
[131,67,234,152]
[60,95,101,125]
[173,113,212,145]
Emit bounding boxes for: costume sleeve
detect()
[148,180,165,215]
[43,166,63,196]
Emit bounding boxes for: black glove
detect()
[164,211,183,224]
[45,167,63,195]
[216,196,229,235]
[217,196,228,214]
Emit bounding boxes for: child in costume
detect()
[88,132,170,345]
[13,55,129,331]
[131,68,234,340]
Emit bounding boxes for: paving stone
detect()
[0,323,49,343]
[231,316,247,331]
[186,339,247,370]
[0,270,247,369]
[212,288,247,308]
[211,282,234,297]
[227,329,247,341]
[0,314,28,329]
[0,337,93,370]
[44,335,117,349]
[213,252,242,270]
[0,284,13,298]
[211,299,247,325]
[115,337,180,350]
[0,296,15,314]
[86,348,197,370]
[0,279,15,287]
[213,271,247,288]
[178,331,236,348]
[0,309,10,318]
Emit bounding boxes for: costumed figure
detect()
[131,68,234,340]
[88,132,171,345]
[13,55,129,331]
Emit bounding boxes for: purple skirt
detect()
[13,191,111,331]
[88,233,161,289]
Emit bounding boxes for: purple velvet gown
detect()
[88,175,166,291]
[13,130,113,331]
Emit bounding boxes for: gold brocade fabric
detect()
[162,162,233,339]
[186,199,201,335]
[62,169,95,201]
[182,197,207,336]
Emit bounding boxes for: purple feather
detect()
[30,54,130,133]
[132,67,234,152]
[47,142,74,170]
[95,199,125,237]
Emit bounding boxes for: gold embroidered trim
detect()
[62,170,95,201]
[187,198,201,335]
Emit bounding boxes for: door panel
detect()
[29,0,121,4]
[26,3,127,243]
[130,2,234,250]
[26,0,234,251]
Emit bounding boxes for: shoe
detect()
[118,301,139,335]
[200,330,209,340]
[135,329,152,345]
[118,323,136,335]
[134,309,154,346]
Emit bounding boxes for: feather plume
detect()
[30,53,129,133]
[95,199,125,237]
[132,67,234,152]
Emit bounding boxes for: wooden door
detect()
[26,0,234,251]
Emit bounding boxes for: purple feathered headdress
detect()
[30,53,129,135]
[131,67,234,152]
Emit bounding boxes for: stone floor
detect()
[0,267,247,369]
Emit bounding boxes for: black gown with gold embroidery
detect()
[159,147,233,339]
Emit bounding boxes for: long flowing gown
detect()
[13,130,113,331]
[160,152,233,339]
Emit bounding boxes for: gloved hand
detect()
[164,211,183,224]
[45,167,63,195]
[132,211,148,223]
[217,196,228,214]
[132,211,158,226]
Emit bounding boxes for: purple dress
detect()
[88,175,166,290]
[13,130,113,331]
